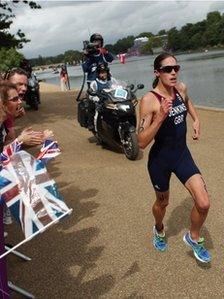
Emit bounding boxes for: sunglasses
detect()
[8,96,20,102]
[158,65,180,73]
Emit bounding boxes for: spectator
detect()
[88,63,117,132]
[4,68,28,102]
[60,66,68,91]
[3,68,28,142]
[0,81,53,225]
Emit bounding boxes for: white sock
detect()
[154,226,165,238]
[188,232,198,243]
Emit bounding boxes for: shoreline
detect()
[40,82,224,113]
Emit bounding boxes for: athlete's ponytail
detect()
[152,76,159,88]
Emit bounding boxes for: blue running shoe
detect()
[183,232,211,263]
[153,226,167,252]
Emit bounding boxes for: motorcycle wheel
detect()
[93,132,105,145]
[122,131,139,160]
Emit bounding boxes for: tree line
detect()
[0,0,41,71]
[29,11,224,67]
[0,2,224,70]
[105,11,224,55]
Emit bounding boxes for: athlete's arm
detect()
[137,93,172,149]
[181,83,200,140]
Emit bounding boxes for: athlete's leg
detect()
[175,149,211,262]
[185,174,210,241]
[152,190,169,232]
[152,190,169,251]
[148,151,171,251]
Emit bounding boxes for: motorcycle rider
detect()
[90,63,117,93]
[89,63,117,132]
[82,33,114,86]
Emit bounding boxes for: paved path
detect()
[6,86,224,298]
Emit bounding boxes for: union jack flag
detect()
[0,139,22,204]
[0,139,22,167]
[36,139,61,164]
[0,140,71,239]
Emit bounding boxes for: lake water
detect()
[37,50,224,109]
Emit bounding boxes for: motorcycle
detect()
[25,73,40,111]
[77,80,144,160]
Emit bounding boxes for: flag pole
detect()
[0,209,73,260]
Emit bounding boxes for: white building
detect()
[134,37,149,46]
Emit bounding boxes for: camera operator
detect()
[82,33,114,86]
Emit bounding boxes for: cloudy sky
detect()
[10,0,224,58]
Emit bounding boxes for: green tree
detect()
[204,12,222,46]
[165,11,224,52]
[189,33,202,50]
[157,29,167,36]
[206,11,222,25]
[139,40,153,55]
[152,36,163,48]
[64,50,82,64]
[167,27,182,51]
[0,47,24,71]
[0,0,41,49]
[218,14,224,44]
[113,35,135,54]
[29,10,224,67]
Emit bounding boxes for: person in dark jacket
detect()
[82,33,114,85]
